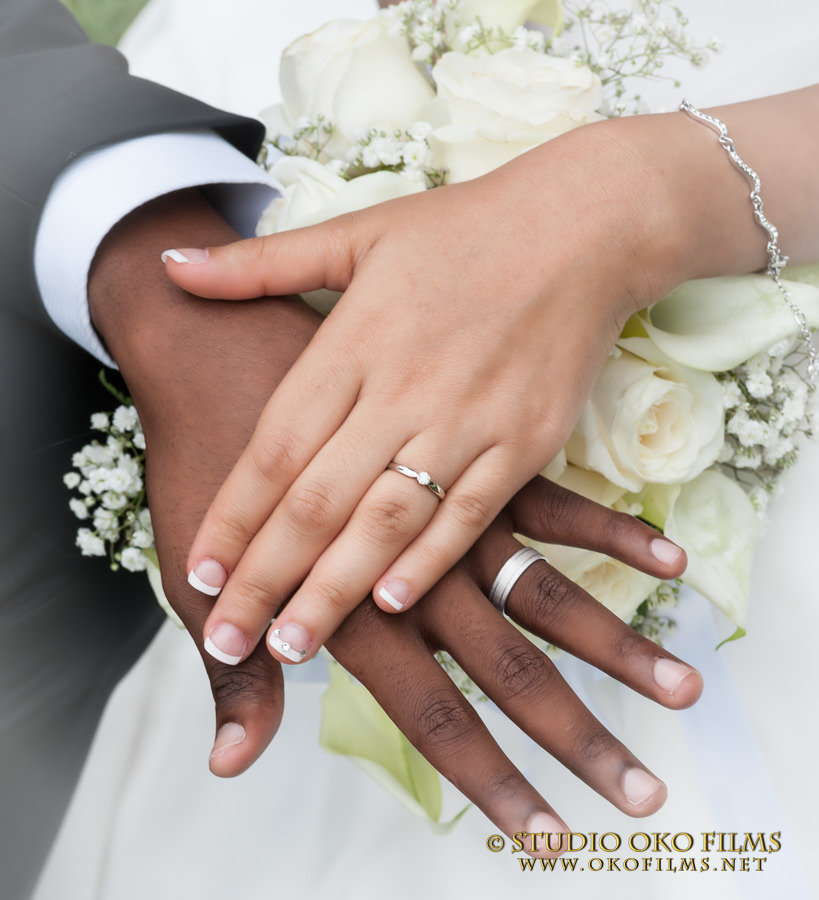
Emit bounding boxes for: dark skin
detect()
[88,189,700,853]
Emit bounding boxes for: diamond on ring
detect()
[386,462,445,500]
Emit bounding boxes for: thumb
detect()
[160,218,361,300]
[204,648,286,777]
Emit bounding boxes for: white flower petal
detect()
[638,275,819,371]
[664,470,760,627]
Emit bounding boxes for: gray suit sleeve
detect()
[0,3,264,896]
[0,0,264,328]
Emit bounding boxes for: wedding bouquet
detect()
[65,0,818,824]
[252,0,818,642]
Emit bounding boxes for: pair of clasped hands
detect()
[90,111,739,858]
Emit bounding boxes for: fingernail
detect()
[210,722,246,761]
[269,622,310,663]
[653,657,694,696]
[525,812,567,856]
[623,768,664,806]
[650,537,684,566]
[378,580,410,611]
[204,622,249,666]
[160,247,210,264]
[188,558,227,596]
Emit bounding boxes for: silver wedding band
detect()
[488,547,548,615]
[386,462,446,500]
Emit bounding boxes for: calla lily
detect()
[663,470,761,627]
[319,661,469,831]
[144,549,184,629]
[623,482,681,531]
[635,274,819,372]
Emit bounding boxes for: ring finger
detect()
[426,565,671,817]
[200,422,477,665]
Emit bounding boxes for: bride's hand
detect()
[165,114,708,667]
[91,187,699,849]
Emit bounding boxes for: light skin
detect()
[163,86,819,669]
[89,188,700,854]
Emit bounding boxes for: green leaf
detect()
[60,0,149,46]
[716,626,746,650]
[319,661,470,830]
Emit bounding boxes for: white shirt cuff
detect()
[34,130,280,366]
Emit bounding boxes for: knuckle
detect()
[494,641,553,701]
[358,496,417,547]
[611,628,646,661]
[539,483,582,536]
[250,426,301,485]
[600,510,640,550]
[448,489,495,532]
[484,769,525,806]
[211,502,257,548]
[518,566,575,626]
[281,480,338,539]
[573,724,620,764]
[309,575,354,617]
[230,567,283,617]
[208,664,266,707]
[414,690,478,748]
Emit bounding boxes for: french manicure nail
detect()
[378,580,410,611]
[210,722,246,761]
[653,657,694,695]
[650,537,684,566]
[160,247,210,264]
[269,622,310,663]
[188,558,227,596]
[204,622,249,666]
[525,812,567,855]
[623,768,664,806]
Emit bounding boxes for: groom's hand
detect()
[88,189,321,773]
[88,189,700,847]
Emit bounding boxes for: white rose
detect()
[457,0,564,32]
[520,465,659,622]
[566,338,724,492]
[425,49,602,182]
[260,156,423,234]
[265,18,435,159]
[636,274,819,372]
[663,470,761,626]
[258,156,424,315]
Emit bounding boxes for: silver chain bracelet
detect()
[680,99,818,382]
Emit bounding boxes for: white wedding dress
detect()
[33,3,819,899]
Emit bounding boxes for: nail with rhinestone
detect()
[269,622,310,663]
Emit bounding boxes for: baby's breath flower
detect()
[112,405,140,432]
[130,528,154,549]
[76,529,106,558]
[69,498,90,520]
[101,490,129,512]
[120,547,149,573]
[67,387,153,574]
